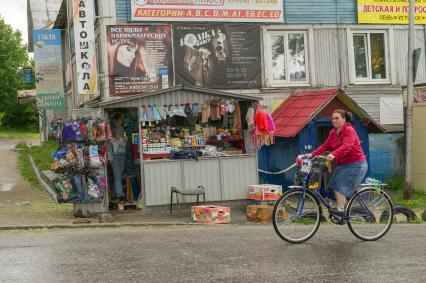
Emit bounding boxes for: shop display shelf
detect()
[206,139,242,143]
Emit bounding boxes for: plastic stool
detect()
[170,186,206,215]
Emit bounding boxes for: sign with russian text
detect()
[106,25,173,96]
[33,29,65,110]
[131,0,283,23]
[358,0,426,24]
[23,68,33,83]
[73,0,97,101]
[174,24,261,89]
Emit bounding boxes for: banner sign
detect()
[23,68,33,83]
[17,90,37,104]
[358,0,426,24]
[73,0,97,101]
[130,0,283,23]
[33,29,65,110]
[107,25,173,96]
[173,24,261,89]
[17,89,37,98]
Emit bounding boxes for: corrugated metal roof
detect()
[273,88,385,137]
[27,0,63,51]
[273,88,339,137]
[97,85,261,107]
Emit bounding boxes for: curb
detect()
[0,222,198,231]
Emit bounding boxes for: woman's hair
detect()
[333,109,352,122]
[111,39,146,77]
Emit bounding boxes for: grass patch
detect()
[16,141,59,188]
[390,189,426,209]
[385,175,426,209]
[0,129,39,140]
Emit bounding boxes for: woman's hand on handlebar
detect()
[326,154,335,162]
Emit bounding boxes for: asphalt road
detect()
[0,224,425,283]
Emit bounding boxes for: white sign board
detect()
[380,96,404,125]
[73,0,97,101]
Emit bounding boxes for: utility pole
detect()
[405,0,415,200]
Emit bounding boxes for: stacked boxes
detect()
[248,184,282,200]
[191,205,231,224]
[247,184,282,222]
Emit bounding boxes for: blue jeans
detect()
[329,161,368,198]
[112,154,125,198]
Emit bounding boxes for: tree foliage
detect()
[0,18,37,129]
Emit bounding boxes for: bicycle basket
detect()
[308,160,328,190]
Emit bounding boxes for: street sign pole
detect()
[405,0,415,199]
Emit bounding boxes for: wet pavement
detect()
[0,138,18,193]
[0,224,425,282]
[0,138,71,226]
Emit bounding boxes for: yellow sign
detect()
[358,0,426,24]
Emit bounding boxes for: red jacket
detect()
[311,123,366,166]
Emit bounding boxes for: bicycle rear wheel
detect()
[347,187,393,241]
[272,188,322,244]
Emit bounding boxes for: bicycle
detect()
[272,155,393,244]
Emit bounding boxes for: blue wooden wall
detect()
[115,0,130,23]
[258,138,299,190]
[369,133,404,180]
[284,0,356,24]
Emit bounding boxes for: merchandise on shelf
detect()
[137,99,252,160]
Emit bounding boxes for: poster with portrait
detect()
[107,25,173,96]
[173,24,261,89]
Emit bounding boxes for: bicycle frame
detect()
[295,158,376,222]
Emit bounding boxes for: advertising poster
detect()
[33,29,65,110]
[173,24,261,89]
[131,0,283,23]
[107,25,173,96]
[358,0,426,24]
[73,0,97,101]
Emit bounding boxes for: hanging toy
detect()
[253,103,276,148]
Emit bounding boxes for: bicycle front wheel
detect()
[347,187,393,241]
[272,188,322,244]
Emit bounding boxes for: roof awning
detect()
[97,85,261,108]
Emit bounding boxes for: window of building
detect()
[265,31,309,86]
[351,31,388,82]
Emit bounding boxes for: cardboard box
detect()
[247,205,274,222]
[191,205,230,224]
[248,184,282,200]
[247,199,276,206]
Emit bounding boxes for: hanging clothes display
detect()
[253,104,276,147]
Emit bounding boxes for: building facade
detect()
[44,0,426,134]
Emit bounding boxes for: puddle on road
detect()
[0,181,15,192]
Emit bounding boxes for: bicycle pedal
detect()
[330,215,346,225]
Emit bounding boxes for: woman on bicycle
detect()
[306,109,368,216]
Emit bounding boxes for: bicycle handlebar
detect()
[298,154,327,161]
